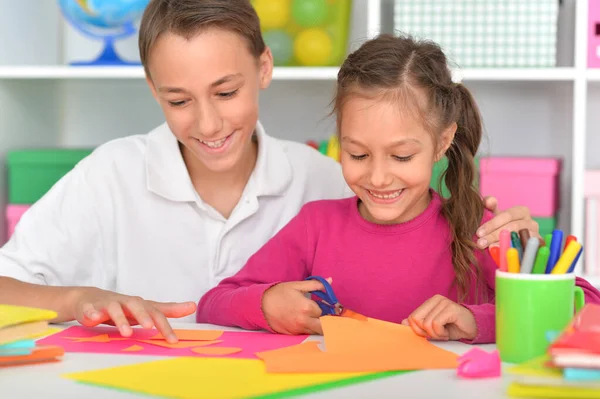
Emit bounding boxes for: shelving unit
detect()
[0,0,598,286]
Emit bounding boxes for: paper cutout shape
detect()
[149,329,223,341]
[64,357,399,399]
[135,339,221,349]
[0,321,50,345]
[0,304,57,329]
[0,345,64,367]
[64,334,126,343]
[456,347,501,379]
[39,326,307,359]
[190,347,242,356]
[122,345,144,352]
[261,316,458,373]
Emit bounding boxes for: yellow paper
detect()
[507,382,600,398]
[0,305,57,329]
[64,357,367,399]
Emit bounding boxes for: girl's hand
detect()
[477,196,540,249]
[73,287,197,343]
[261,279,329,335]
[401,295,477,341]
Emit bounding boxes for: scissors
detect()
[306,276,345,316]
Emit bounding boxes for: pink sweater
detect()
[197,192,600,343]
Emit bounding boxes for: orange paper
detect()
[261,316,458,373]
[64,334,126,343]
[0,345,64,367]
[122,345,144,352]
[135,339,222,349]
[191,347,242,356]
[149,330,223,341]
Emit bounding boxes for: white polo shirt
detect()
[0,122,352,322]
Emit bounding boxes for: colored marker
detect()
[532,246,550,274]
[545,230,564,273]
[567,245,583,273]
[519,229,530,251]
[564,235,577,251]
[544,233,553,248]
[499,229,511,272]
[507,248,521,273]
[551,241,583,274]
[520,237,540,274]
[489,246,500,267]
[511,231,523,260]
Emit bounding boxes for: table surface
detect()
[1,322,514,399]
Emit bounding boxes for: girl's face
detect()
[146,28,273,173]
[340,94,454,225]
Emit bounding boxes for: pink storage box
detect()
[479,157,561,217]
[6,204,30,239]
[589,0,600,68]
[585,170,600,276]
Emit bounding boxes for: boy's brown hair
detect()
[139,0,266,77]
[334,34,486,302]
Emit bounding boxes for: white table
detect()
[0,323,513,399]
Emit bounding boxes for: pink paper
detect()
[456,347,501,379]
[38,326,307,359]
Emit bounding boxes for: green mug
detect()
[496,270,585,364]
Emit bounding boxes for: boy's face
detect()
[340,95,454,225]
[146,28,273,173]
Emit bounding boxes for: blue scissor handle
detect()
[306,276,339,316]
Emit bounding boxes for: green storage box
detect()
[431,156,480,198]
[533,216,557,237]
[7,149,93,204]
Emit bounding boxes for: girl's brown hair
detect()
[334,34,484,301]
[139,0,266,77]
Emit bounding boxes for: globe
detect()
[58,0,150,66]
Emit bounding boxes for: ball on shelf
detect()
[291,0,329,28]
[252,0,290,30]
[263,29,294,66]
[294,28,332,66]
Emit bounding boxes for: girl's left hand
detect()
[401,295,477,341]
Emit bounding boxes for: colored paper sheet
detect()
[507,382,600,398]
[64,357,400,399]
[0,304,57,329]
[0,321,50,345]
[261,317,458,373]
[508,356,600,389]
[149,329,223,341]
[0,345,64,367]
[190,347,241,356]
[39,326,307,359]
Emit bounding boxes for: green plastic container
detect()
[533,216,557,237]
[430,156,480,198]
[7,149,93,204]
[253,0,352,66]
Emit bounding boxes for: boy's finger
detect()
[105,302,132,337]
[123,300,154,329]
[151,301,197,318]
[79,302,104,326]
[148,308,178,344]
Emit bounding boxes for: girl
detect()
[197,34,600,343]
[0,0,537,343]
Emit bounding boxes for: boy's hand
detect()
[261,279,328,335]
[477,196,540,249]
[72,287,197,343]
[401,295,477,341]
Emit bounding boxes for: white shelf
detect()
[0,65,580,81]
[0,66,341,80]
[460,68,576,81]
[586,68,600,81]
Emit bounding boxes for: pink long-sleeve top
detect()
[197,191,600,343]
